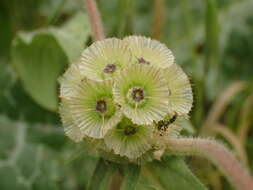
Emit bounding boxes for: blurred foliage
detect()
[1,0,253,189]
[11,13,89,111]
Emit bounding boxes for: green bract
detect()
[59,36,193,162]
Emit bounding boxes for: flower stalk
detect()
[83,0,105,41]
[151,0,165,39]
[166,137,253,190]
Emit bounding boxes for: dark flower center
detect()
[131,88,145,102]
[96,100,107,113]
[138,57,150,65]
[124,125,137,136]
[103,64,116,74]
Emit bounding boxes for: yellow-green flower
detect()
[79,38,131,81]
[59,102,85,143]
[104,118,153,159]
[113,64,170,125]
[123,36,174,68]
[59,63,83,99]
[59,64,86,142]
[59,36,194,162]
[164,63,193,115]
[61,79,122,139]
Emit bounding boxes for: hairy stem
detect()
[166,137,253,190]
[151,0,165,39]
[83,0,105,41]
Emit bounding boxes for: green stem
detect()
[117,0,134,37]
[166,137,253,190]
[88,159,116,190]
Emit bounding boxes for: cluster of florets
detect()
[59,36,193,163]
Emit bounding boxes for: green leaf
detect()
[0,115,100,190]
[11,33,68,111]
[0,62,59,124]
[121,164,141,190]
[0,117,62,190]
[0,166,27,190]
[88,159,116,190]
[11,13,90,111]
[144,156,207,190]
[50,13,91,63]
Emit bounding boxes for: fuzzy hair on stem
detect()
[83,0,105,41]
[165,137,253,190]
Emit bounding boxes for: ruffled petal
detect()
[113,64,170,125]
[123,36,174,68]
[59,63,83,99]
[61,79,122,138]
[79,38,132,81]
[164,63,193,115]
[104,118,153,159]
[59,102,85,142]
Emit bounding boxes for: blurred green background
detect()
[1,0,253,189]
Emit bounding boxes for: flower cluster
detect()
[59,36,193,163]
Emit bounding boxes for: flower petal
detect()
[62,79,122,138]
[164,63,193,115]
[79,38,132,81]
[113,64,170,125]
[123,36,174,68]
[59,63,83,99]
[59,101,85,142]
[104,118,153,159]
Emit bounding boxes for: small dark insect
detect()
[157,113,178,136]
[165,113,177,126]
[137,57,150,65]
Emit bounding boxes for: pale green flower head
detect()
[164,63,193,115]
[123,36,175,68]
[104,117,153,159]
[79,38,131,81]
[59,36,193,162]
[60,78,122,139]
[113,64,170,125]
[59,101,85,143]
[59,63,83,99]
[59,64,86,142]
